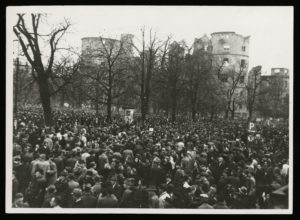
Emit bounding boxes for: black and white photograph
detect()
[6,6,293,214]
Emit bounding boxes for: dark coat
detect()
[112,184,123,201]
[81,193,98,208]
[97,195,118,208]
[72,198,84,208]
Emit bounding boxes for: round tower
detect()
[211,32,250,72]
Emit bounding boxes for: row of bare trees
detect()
[13,14,288,126]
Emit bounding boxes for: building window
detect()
[241,59,246,68]
[223,58,229,66]
[242,46,246,51]
[224,45,230,51]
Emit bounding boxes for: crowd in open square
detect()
[9,11,291,210]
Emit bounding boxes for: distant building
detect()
[81,34,134,65]
[262,67,289,99]
[192,32,250,118]
[210,32,250,73]
[81,34,135,110]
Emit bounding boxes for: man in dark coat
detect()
[110,175,123,201]
[81,185,97,208]
[97,184,118,208]
[71,188,84,208]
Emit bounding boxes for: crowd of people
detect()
[11,107,289,209]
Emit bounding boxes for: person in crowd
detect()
[11,108,289,209]
[97,183,118,208]
[12,193,29,208]
[50,196,63,209]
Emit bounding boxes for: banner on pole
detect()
[124,109,134,124]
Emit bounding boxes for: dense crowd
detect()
[11,108,289,209]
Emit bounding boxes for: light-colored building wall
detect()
[210,32,250,118]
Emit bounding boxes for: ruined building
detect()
[193,32,250,118]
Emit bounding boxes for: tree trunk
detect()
[231,100,235,119]
[38,75,52,126]
[210,108,214,121]
[14,58,20,114]
[107,96,111,122]
[60,89,65,107]
[248,106,253,123]
[171,100,176,122]
[191,93,197,121]
[225,102,230,119]
[107,72,112,122]
[191,103,196,121]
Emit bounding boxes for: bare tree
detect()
[13,13,74,125]
[80,36,130,121]
[167,41,185,122]
[218,62,247,119]
[132,28,164,124]
[246,65,267,122]
[185,46,213,120]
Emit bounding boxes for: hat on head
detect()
[239,186,248,195]
[46,184,56,193]
[15,193,24,200]
[73,188,82,198]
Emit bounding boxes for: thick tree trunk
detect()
[191,94,197,121]
[225,107,229,119]
[248,107,253,123]
[107,74,112,122]
[38,75,52,126]
[210,108,214,121]
[14,58,20,114]
[60,89,65,107]
[231,100,235,119]
[107,97,111,122]
[141,96,145,124]
[171,101,176,122]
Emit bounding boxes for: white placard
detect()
[124,109,134,124]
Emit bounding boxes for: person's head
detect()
[39,154,46,161]
[72,188,82,200]
[68,173,75,181]
[50,196,62,207]
[14,193,24,206]
[46,185,56,194]
[110,175,117,186]
[166,184,174,194]
[218,156,224,163]
[84,183,92,193]
[89,161,96,169]
[35,169,44,178]
[94,175,102,183]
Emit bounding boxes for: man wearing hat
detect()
[158,184,174,208]
[71,188,84,208]
[97,183,118,208]
[110,175,123,201]
[81,184,98,208]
